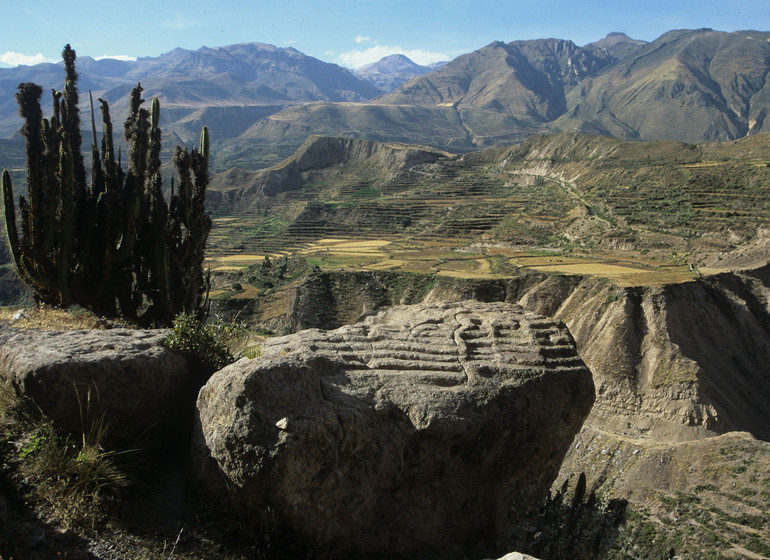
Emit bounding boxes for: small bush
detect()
[163,313,236,374]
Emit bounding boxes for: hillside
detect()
[555,29,770,141]
[220,29,770,169]
[377,38,617,119]
[207,131,770,274]
[382,28,770,143]
[216,102,480,169]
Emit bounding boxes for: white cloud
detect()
[0,51,56,67]
[336,45,454,69]
[354,35,373,44]
[95,55,137,62]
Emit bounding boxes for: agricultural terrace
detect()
[206,237,698,287]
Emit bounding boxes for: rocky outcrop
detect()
[519,267,770,441]
[249,263,770,442]
[193,301,594,558]
[0,328,190,438]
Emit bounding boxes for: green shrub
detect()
[241,344,264,359]
[162,313,236,373]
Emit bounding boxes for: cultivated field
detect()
[206,236,698,286]
[204,132,770,290]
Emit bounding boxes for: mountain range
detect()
[0,42,381,145]
[2,28,770,172]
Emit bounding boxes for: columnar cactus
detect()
[0,44,211,326]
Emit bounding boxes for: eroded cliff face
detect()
[245,265,770,443]
[520,268,770,441]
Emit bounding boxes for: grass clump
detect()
[20,422,131,529]
[0,382,137,530]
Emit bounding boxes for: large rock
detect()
[194,301,594,557]
[0,328,190,437]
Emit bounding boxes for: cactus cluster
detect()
[1,44,211,326]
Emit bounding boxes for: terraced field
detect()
[206,132,770,287]
[207,235,697,287]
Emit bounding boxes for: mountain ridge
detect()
[3,29,770,171]
[0,42,381,141]
[215,28,770,169]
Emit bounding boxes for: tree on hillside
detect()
[1,44,211,326]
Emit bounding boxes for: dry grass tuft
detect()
[0,381,138,530]
[0,305,131,331]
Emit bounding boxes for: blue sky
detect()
[2,0,768,69]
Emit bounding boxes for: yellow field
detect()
[212,254,267,264]
[434,258,492,277]
[528,263,647,275]
[395,260,440,273]
[309,239,390,249]
[208,236,702,287]
[513,255,594,266]
[523,262,695,286]
[233,284,260,299]
[681,162,721,168]
[302,238,392,258]
[211,266,248,272]
[207,253,286,269]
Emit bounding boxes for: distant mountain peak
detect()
[380,54,413,62]
[606,31,634,40]
[354,54,439,93]
[357,54,423,74]
[584,31,648,60]
[588,31,647,48]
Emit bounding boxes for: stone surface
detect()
[0,328,190,436]
[194,301,594,557]
[488,553,541,560]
